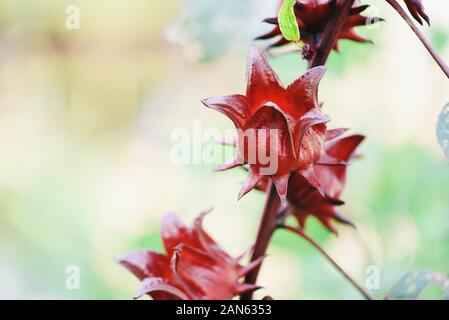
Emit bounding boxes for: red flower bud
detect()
[116,210,262,300]
[257,0,382,54]
[404,0,429,25]
[202,47,340,203]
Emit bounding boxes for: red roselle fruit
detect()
[256,0,382,55]
[116,210,263,300]
[202,47,348,204]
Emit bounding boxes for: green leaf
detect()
[387,270,449,300]
[278,0,300,42]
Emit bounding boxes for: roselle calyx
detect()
[257,0,382,57]
[116,210,262,300]
[202,47,346,204]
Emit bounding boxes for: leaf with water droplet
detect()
[437,103,449,159]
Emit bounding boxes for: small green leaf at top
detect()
[278,0,301,42]
[387,270,449,300]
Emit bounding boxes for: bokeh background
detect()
[0,0,448,299]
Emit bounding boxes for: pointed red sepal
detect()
[327,198,345,206]
[255,26,281,40]
[338,29,371,44]
[262,17,278,25]
[300,167,325,197]
[133,277,189,300]
[202,95,250,129]
[237,283,263,295]
[246,47,285,110]
[325,128,349,142]
[350,4,370,15]
[160,211,192,256]
[238,167,262,201]
[192,208,233,260]
[239,254,266,277]
[272,173,291,205]
[333,213,356,228]
[404,0,430,25]
[319,218,339,236]
[317,152,348,167]
[286,66,326,115]
[292,209,308,229]
[115,251,169,280]
[326,134,365,162]
[236,245,253,262]
[295,109,330,153]
[214,158,240,172]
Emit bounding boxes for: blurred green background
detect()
[0,0,448,299]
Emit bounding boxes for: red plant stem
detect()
[386,0,449,79]
[240,183,279,300]
[280,224,374,300]
[240,0,358,300]
[308,0,356,68]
